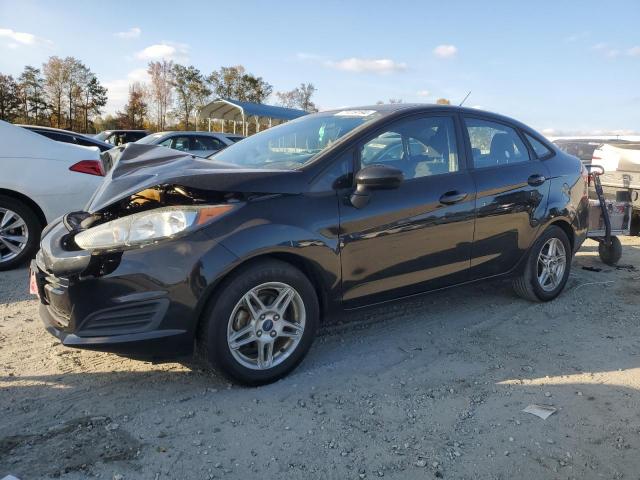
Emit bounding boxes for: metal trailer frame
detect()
[586,165,630,265]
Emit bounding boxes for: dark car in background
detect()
[33,104,588,385]
[94,129,149,146]
[136,131,233,157]
[19,125,114,152]
[223,134,245,143]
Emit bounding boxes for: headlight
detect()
[75,205,234,251]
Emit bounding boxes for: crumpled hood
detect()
[86,143,305,213]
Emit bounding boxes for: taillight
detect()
[69,160,104,176]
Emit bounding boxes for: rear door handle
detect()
[439,191,468,205]
[528,174,546,186]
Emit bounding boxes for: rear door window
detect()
[464,118,530,168]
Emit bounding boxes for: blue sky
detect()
[0,0,638,135]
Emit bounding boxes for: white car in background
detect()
[0,120,104,270]
[591,142,640,173]
[135,131,234,157]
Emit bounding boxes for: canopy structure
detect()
[197,98,307,136]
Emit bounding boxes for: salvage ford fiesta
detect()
[32,104,589,385]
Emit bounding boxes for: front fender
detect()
[200,192,342,310]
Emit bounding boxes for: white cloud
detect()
[433,44,457,59]
[296,52,323,61]
[593,43,620,58]
[416,90,430,97]
[628,46,640,57]
[565,31,590,43]
[115,27,141,39]
[136,42,189,62]
[326,57,407,74]
[103,68,151,114]
[0,27,52,48]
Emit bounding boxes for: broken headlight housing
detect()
[74,205,234,251]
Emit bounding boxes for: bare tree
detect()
[63,57,85,130]
[376,98,403,105]
[275,83,318,112]
[296,83,317,112]
[43,56,68,127]
[275,90,298,108]
[117,82,147,129]
[148,60,174,131]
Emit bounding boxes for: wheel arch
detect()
[545,218,576,253]
[194,250,335,337]
[0,188,47,228]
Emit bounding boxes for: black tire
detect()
[197,259,319,386]
[513,225,572,302]
[0,195,42,271]
[598,236,622,266]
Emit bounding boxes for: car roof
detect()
[319,104,538,133]
[152,131,224,136]
[102,129,148,133]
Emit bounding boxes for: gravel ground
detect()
[1,238,640,480]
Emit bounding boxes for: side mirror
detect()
[350,164,403,208]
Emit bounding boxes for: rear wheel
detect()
[0,195,41,271]
[513,226,572,302]
[598,236,622,266]
[197,259,319,385]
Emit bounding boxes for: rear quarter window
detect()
[524,133,553,159]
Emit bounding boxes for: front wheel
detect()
[197,259,319,385]
[513,225,572,302]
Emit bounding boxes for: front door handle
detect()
[528,174,546,186]
[439,191,468,205]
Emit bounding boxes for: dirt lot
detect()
[1,238,640,480]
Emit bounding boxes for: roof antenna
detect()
[459,91,471,106]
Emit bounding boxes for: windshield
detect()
[136,133,166,144]
[210,110,381,169]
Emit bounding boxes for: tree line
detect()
[0,57,318,134]
[0,57,107,132]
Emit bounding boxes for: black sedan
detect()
[33,104,589,385]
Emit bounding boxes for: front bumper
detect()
[34,221,237,359]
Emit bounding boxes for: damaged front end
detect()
[32,143,301,357]
[38,143,302,275]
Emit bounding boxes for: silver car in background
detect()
[136,131,234,157]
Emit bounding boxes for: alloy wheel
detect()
[536,237,566,292]
[227,282,306,370]
[0,208,29,263]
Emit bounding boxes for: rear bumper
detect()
[34,221,237,359]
